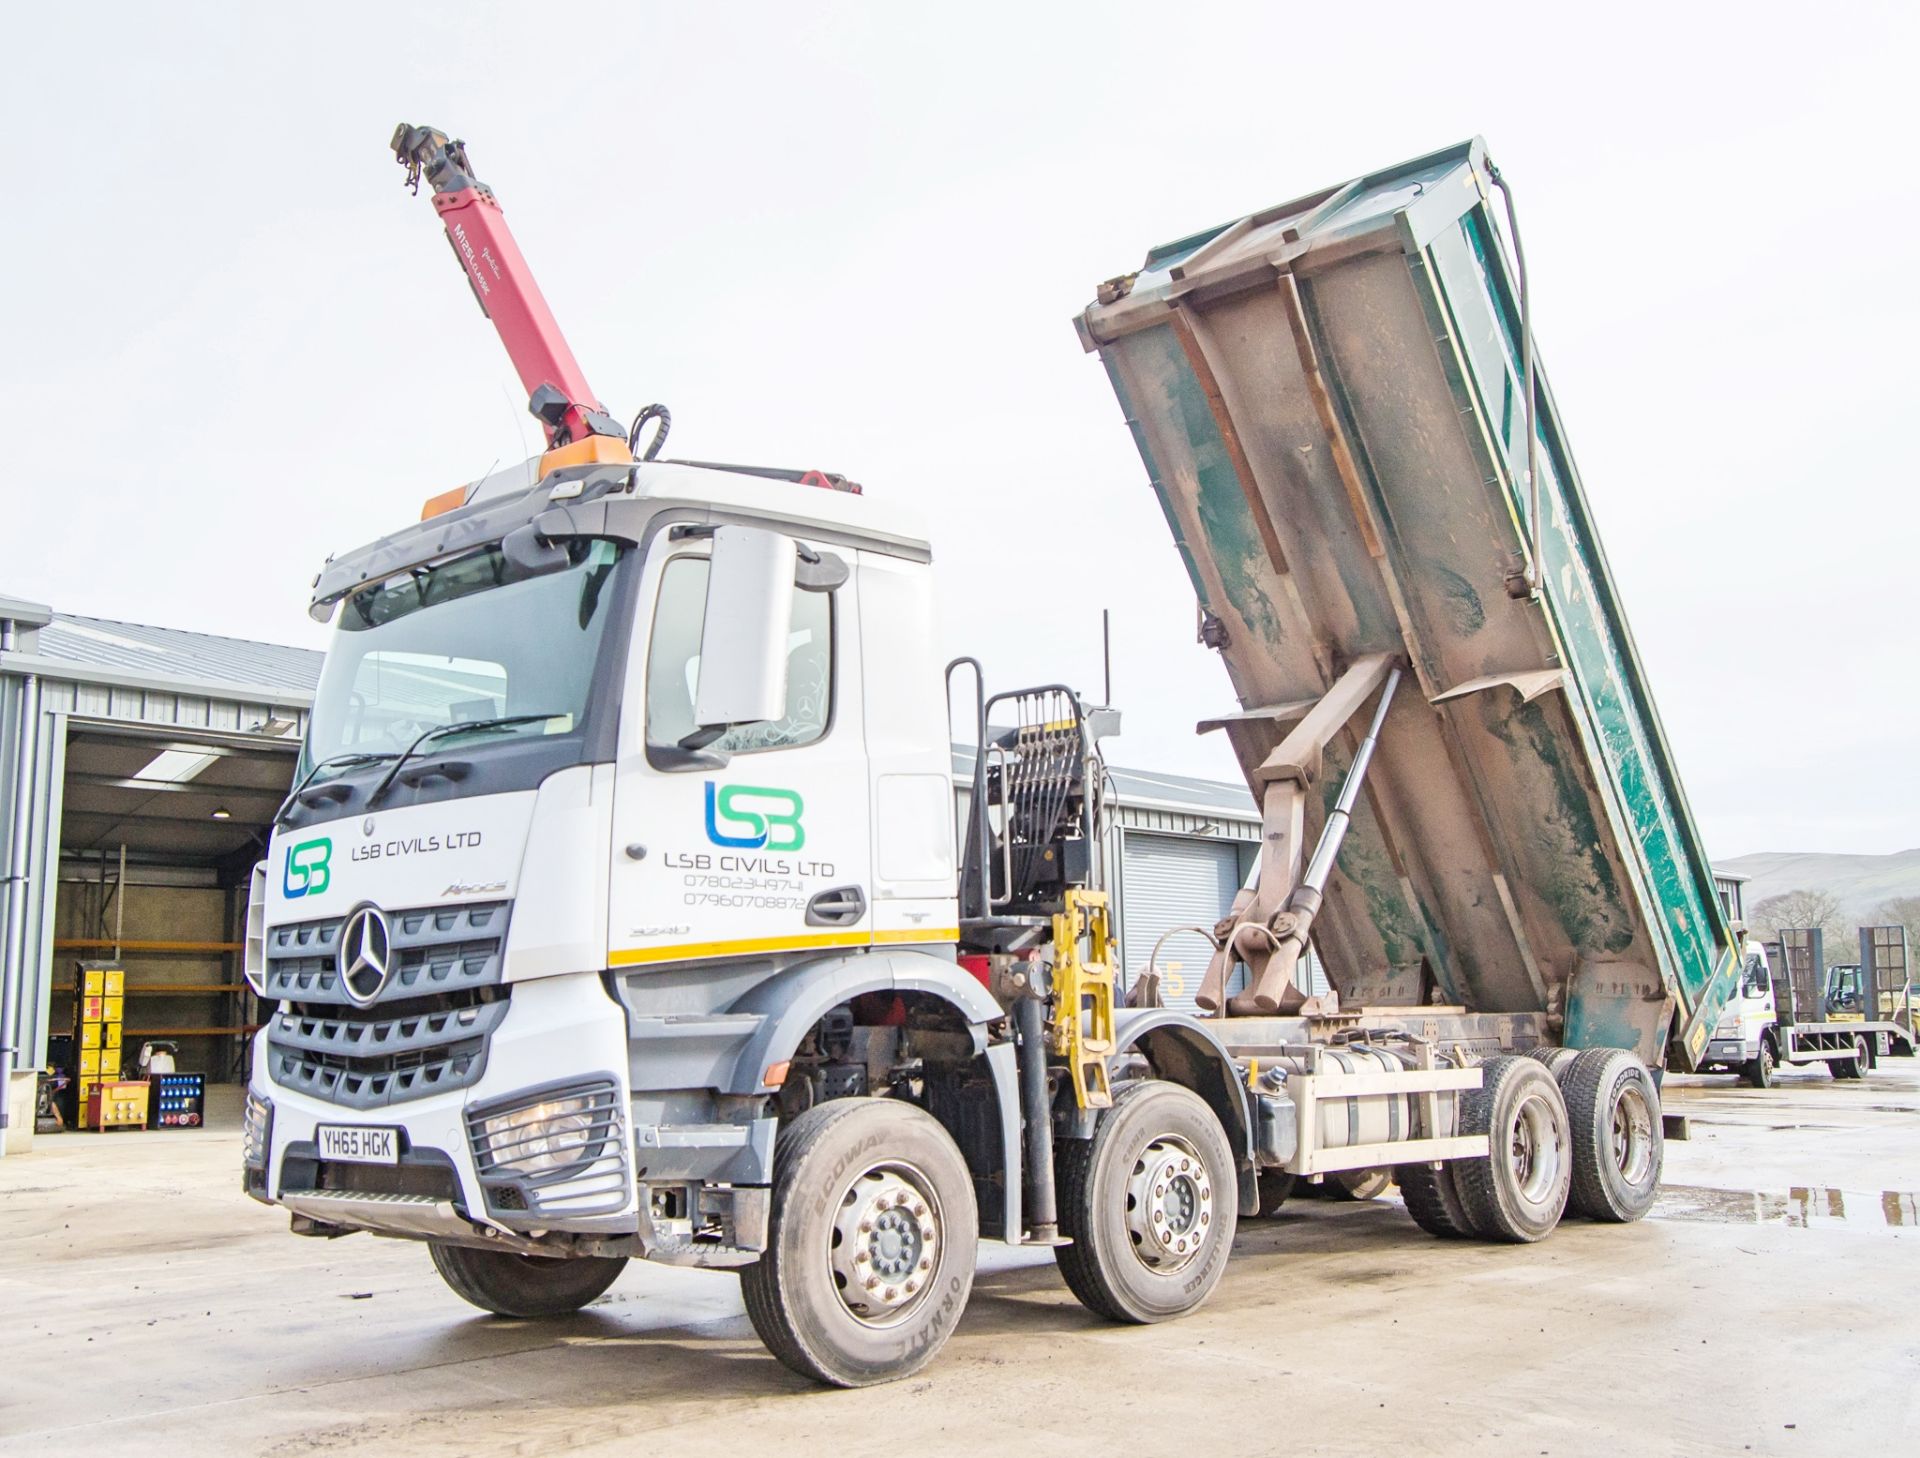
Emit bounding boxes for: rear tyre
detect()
[1743,1039,1775,1089]
[1397,1160,1474,1238]
[1253,1169,1297,1216]
[1562,1048,1662,1222]
[428,1243,627,1318]
[1324,1167,1393,1202]
[1832,1034,1869,1081]
[1525,1045,1578,1079]
[1055,1080,1238,1324]
[740,1099,977,1387]
[1454,1056,1572,1243]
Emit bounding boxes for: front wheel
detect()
[428,1243,627,1318]
[740,1099,977,1388]
[1055,1080,1238,1323]
[1743,1040,1775,1089]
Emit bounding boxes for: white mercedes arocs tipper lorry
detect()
[242,129,1741,1387]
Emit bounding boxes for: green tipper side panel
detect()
[1078,139,1737,1069]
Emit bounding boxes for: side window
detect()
[645,555,833,761]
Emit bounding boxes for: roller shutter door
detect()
[1118,833,1244,1017]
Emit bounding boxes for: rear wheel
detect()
[1743,1039,1775,1089]
[1253,1169,1297,1216]
[1562,1048,1662,1222]
[1833,1034,1869,1081]
[1454,1056,1571,1243]
[1525,1045,1578,1079]
[428,1243,627,1318]
[1323,1167,1393,1202]
[1397,1159,1474,1238]
[740,1099,977,1387]
[1055,1080,1238,1323]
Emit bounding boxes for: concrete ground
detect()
[3,1066,1917,1457]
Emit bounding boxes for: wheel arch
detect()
[726,949,1023,1239]
[1110,1009,1256,1197]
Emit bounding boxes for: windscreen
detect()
[302,539,625,776]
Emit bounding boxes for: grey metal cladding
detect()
[263,900,511,1007]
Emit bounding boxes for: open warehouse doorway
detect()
[1,600,317,1149]
[52,720,300,1115]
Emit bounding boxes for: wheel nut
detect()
[918,1256,932,1271]
[885,1287,898,1301]
[864,1275,880,1290]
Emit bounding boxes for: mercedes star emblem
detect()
[337,904,394,1006]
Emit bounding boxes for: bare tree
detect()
[1751,888,1852,964]
[1871,896,1920,960]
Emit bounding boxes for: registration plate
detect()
[317,1124,401,1164]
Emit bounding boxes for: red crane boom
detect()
[391,124,628,458]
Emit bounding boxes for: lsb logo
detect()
[704,782,805,852]
[284,838,333,898]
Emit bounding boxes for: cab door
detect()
[607,527,871,971]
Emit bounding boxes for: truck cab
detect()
[1705,939,1779,1083]
[245,457,973,1269]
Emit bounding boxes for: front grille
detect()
[267,991,508,1110]
[262,901,511,1007]
[466,1079,628,1221]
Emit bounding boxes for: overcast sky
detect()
[5,2,1914,858]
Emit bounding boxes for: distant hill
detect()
[1715,849,1920,919]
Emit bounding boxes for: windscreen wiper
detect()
[274,751,400,827]
[364,714,565,809]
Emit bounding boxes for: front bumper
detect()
[249,973,635,1239]
[1706,1037,1753,1064]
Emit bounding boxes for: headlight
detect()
[478,1095,602,1177]
[242,1090,273,1170]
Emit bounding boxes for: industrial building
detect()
[0,594,1275,1152]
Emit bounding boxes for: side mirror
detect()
[690,525,797,742]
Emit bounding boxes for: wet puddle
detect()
[1655,1183,1918,1229]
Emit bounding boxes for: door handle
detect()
[805,885,867,928]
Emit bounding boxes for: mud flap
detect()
[1563,960,1669,1068]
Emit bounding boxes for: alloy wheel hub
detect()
[831,1166,940,1323]
[1126,1136,1212,1271]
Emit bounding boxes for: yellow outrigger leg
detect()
[1050,889,1117,1109]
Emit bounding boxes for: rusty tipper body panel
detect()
[1078,139,1737,1070]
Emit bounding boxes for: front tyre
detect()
[428,1243,627,1318]
[1562,1048,1662,1222]
[1055,1080,1238,1324]
[740,1100,977,1388]
[1743,1039,1775,1088]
